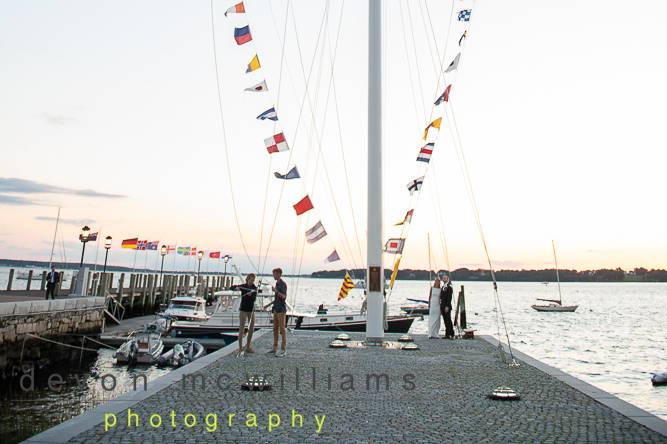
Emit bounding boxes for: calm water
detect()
[1,268,666,442]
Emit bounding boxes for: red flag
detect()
[293,195,314,215]
[209,251,221,259]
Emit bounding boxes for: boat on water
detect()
[157,340,206,367]
[400,298,430,315]
[171,290,419,338]
[532,241,578,312]
[113,328,165,365]
[651,372,667,386]
[160,295,209,322]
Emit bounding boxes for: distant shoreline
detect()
[2,259,667,282]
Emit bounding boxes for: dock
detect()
[23,331,667,443]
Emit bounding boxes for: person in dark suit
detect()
[45,266,59,300]
[440,279,455,339]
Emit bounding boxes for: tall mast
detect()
[366,0,384,342]
[552,240,563,304]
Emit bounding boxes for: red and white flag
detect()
[209,251,221,259]
[225,1,245,16]
[264,132,289,154]
[416,143,434,163]
[394,209,414,226]
[293,195,314,216]
[384,238,405,254]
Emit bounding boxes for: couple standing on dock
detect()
[233,268,288,357]
[428,275,455,339]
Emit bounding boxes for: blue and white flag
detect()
[257,107,278,121]
[274,166,300,180]
[326,249,340,263]
[458,9,472,22]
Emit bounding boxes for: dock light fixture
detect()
[103,236,112,273]
[159,245,167,286]
[488,386,520,401]
[241,375,271,391]
[78,225,91,268]
[222,254,232,289]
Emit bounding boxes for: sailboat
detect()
[531,240,578,312]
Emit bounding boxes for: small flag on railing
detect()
[147,241,159,250]
[423,117,442,140]
[246,54,261,73]
[274,166,300,180]
[417,143,434,163]
[384,238,405,254]
[177,246,189,255]
[225,1,245,16]
[167,245,176,253]
[434,85,452,105]
[210,251,221,259]
[305,221,327,244]
[257,107,278,121]
[326,249,340,262]
[137,240,148,251]
[264,132,289,154]
[458,9,472,22]
[244,80,268,92]
[190,247,198,256]
[394,209,414,226]
[293,195,314,215]
[445,53,461,73]
[338,271,355,301]
[407,176,424,195]
[122,238,138,249]
[234,26,253,45]
[82,232,98,242]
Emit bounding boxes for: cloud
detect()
[0,194,40,206]
[39,112,77,126]
[34,216,96,226]
[0,178,126,199]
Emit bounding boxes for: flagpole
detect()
[132,248,138,273]
[366,0,384,342]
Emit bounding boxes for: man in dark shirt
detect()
[231,273,257,354]
[45,266,59,300]
[264,267,287,356]
[440,279,455,339]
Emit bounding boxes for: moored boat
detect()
[160,295,209,322]
[157,340,206,367]
[113,330,164,365]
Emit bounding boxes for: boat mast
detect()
[48,207,61,268]
[552,240,563,304]
[366,0,384,342]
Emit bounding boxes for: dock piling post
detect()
[26,270,33,291]
[40,271,47,291]
[7,269,14,290]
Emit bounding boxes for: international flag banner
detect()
[234,26,252,45]
[246,54,261,73]
[407,176,424,195]
[177,246,189,255]
[274,166,300,180]
[384,238,405,255]
[394,209,414,226]
[137,240,148,251]
[326,249,340,263]
[445,53,461,73]
[458,30,467,47]
[147,241,159,250]
[121,238,138,249]
[209,251,221,259]
[80,232,98,242]
[417,143,434,163]
[224,1,245,16]
[337,271,355,301]
[434,85,452,105]
[257,107,278,121]
[293,195,314,216]
[389,256,402,290]
[244,80,268,92]
[190,247,198,256]
[305,221,327,244]
[458,9,472,22]
[423,117,442,140]
[264,132,289,154]
[166,245,176,254]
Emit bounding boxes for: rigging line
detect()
[417,0,441,79]
[397,0,425,129]
[403,0,429,122]
[209,0,258,273]
[256,156,273,269]
[423,0,455,116]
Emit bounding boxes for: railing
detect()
[0,297,105,317]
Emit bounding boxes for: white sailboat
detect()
[531,240,578,312]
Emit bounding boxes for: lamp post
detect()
[160,245,167,286]
[78,225,90,268]
[103,236,112,273]
[197,250,204,281]
[223,254,231,289]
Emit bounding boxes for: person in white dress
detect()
[428,277,441,338]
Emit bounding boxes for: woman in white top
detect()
[428,277,441,338]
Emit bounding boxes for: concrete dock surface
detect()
[24,331,667,443]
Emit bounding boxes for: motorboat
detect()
[171,289,419,338]
[651,372,667,386]
[400,298,430,315]
[157,340,206,367]
[113,330,164,365]
[160,295,209,322]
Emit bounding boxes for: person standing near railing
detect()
[45,266,60,300]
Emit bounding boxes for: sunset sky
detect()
[1,0,666,274]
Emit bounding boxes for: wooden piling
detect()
[40,271,47,291]
[26,270,33,291]
[7,269,14,291]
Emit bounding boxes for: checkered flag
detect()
[458,9,472,22]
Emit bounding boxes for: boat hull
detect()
[531,304,578,312]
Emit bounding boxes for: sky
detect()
[1,0,667,274]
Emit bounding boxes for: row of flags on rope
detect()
[119,238,226,259]
[224,1,341,266]
[381,5,474,292]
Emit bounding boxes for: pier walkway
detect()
[25,331,667,443]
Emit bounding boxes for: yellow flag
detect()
[423,117,442,140]
[246,54,261,73]
[338,272,355,301]
[389,256,401,290]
